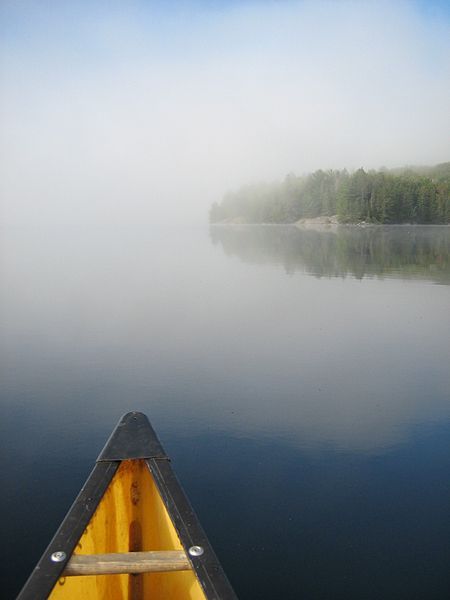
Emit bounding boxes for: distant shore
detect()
[210,163,450,226]
[211,217,450,230]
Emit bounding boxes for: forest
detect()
[209,163,450,224]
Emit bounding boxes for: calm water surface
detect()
[1,225,449,599]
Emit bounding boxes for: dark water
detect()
[1,224,449,599]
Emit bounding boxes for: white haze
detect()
[1,1,449,226]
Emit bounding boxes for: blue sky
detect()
[1,1,449,225]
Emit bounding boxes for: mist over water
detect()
[1,1,449,226]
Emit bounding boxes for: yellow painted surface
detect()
[49,460,207,600]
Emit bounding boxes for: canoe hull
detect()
[18,413,237,600]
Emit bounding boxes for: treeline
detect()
[210,163,450,224]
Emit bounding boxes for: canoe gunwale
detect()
[17,461,119,600]
[147,457,238,600]
[17,412,238,600]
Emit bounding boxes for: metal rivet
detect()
[51,551,66,563]
[188,545,204,557]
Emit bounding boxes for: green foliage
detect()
[210,164,450,225]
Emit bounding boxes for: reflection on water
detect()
[210,224,450,283]
[1,226,450,599]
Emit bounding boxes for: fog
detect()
[2,226,449,454]
[1,0,449,226]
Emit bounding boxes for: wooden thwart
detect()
[64,551,192,576]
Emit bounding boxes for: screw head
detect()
[188,545,204,557]
[51,551,67,563]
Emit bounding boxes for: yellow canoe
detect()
[18,412,237,599]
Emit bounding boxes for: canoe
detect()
[18,412,238,600]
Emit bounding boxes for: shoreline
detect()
[294,216,340,231]
[211,217,450,229]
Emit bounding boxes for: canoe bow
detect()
[17,412,237,600]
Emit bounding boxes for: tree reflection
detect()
[210,225,450,284]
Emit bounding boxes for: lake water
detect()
[1,224,450,599]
